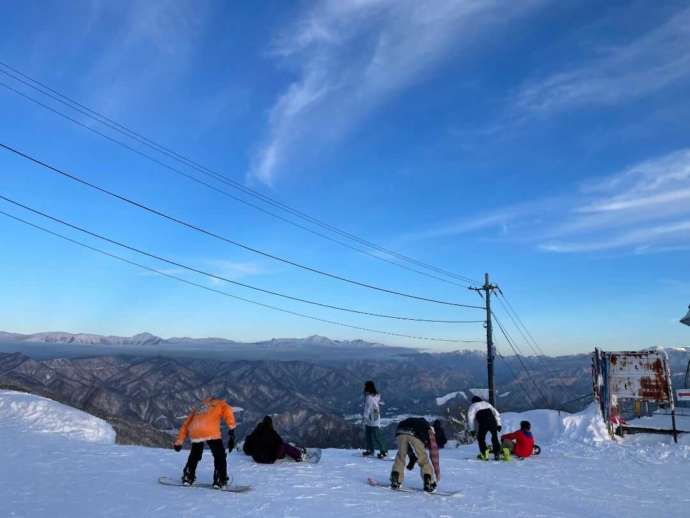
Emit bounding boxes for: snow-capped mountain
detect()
[0,330,385,349]
[2,331,164,346]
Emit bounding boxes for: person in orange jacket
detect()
[173,397,236,488]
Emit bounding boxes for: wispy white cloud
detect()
[405,148,690,254]
[541,220,690,253]
[397,200,557,244]
[80,0,210,115]
[515,7,690,115]
[250,0,546,185]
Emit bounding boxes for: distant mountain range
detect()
[0,330,390,349]
[1,330,687,449]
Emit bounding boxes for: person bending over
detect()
[173,396,236,489]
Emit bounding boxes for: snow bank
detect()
[0,390,115,444]
[435,391,466,406]
[561,403,610,443]
[501,403,610,445]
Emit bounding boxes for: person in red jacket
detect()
[500,420,535,459]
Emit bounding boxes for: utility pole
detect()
[470,273,499,406]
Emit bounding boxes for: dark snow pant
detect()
[365,425,387,454]
[183,439,227,484]
[477,423,501,457]
[277,442,302,461]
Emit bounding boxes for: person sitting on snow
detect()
[500,420,535,460]
[391,417,441,493]
[243,416,306,464]
[173,396,236,489]
[467,395,502,461]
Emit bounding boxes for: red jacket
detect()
[501,430,534,458]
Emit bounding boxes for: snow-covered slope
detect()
[0,390,115,443]
[1,391,689,517]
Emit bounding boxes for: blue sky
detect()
[1,0,689,354]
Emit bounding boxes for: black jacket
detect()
[243,422,283,464]
[396,417,432,446]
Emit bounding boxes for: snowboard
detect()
[273,447,322,464]
[367,477,461,497]
[303,448,322,464]
[158,476,251,493]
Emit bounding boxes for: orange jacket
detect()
[175,398,236,444]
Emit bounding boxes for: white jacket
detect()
[467,400,501,431]
[363,394,381,427]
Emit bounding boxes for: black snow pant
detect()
[475,408,501,457]
[183,439,228,484]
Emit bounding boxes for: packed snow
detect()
[1,390,689,517]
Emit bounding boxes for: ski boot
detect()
[476,448,491,461]
[501,447,512,461]
[390,470,401,490]
[181,466,195,486]
[212,470,228,490]
[377,451,388,459]
[362,450,373,457]
[423,474,437,493]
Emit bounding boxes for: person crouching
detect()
[390,417,441,493]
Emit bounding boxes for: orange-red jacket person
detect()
[173,397,236,488]
[500,420,535,459]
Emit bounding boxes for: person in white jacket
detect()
[467,396,502,460]
[362,380,388,458]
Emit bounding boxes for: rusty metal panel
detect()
[607,351,671,402]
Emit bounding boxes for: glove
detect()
[406,446,417,471]
[173,443,182,452]
[227,429,236,452]
[497,426,502,432]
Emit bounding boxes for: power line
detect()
[494,350,537,408]
[0,142,485,310]
[0,77,467,292]
[496,296,543,358]
[0,193,482,326]
[492,312,550,406]
[0,209,480,344]
[495,291,561,382]
[0,62,480,287]
[497,291,549,357]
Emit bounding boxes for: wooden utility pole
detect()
[470,273,499,406]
